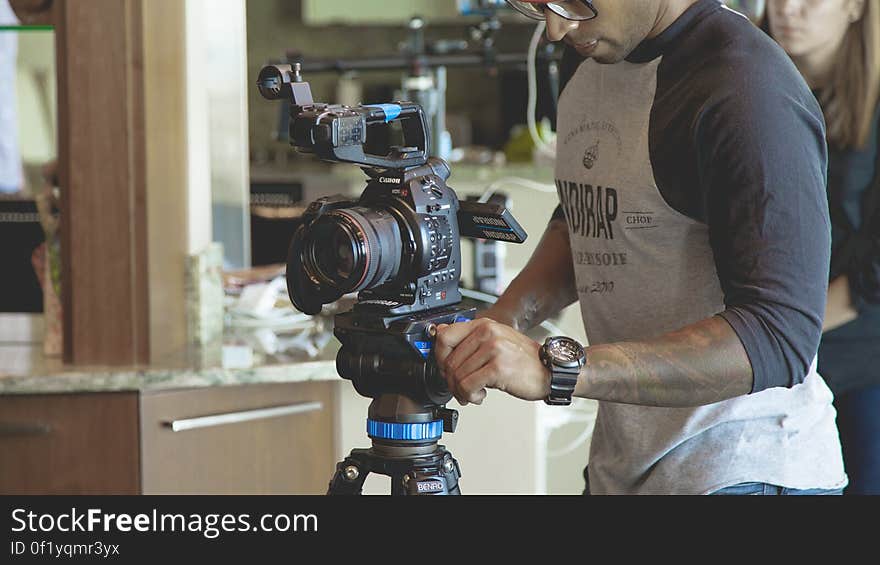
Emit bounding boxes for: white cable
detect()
[538,398,599,458]
[545,418,596,458]
[477,176,557,204]
[527,21,556,160]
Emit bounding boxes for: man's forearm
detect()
[575,315,753,407]
[482,219,578,331]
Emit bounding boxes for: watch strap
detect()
[541,337,584,406]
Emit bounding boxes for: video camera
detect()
[257,63,528,494]
[257,63,526,318]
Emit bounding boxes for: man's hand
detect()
[433,318,551,406]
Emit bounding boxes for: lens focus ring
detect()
[304,207,402,294]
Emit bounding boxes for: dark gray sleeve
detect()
[697,85,831,393]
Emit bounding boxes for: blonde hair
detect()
[816,1,880,149]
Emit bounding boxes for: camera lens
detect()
[305,207,402,293]
[332,231,355,279]
[315,223,358,282]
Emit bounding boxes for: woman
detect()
[766,0,880,495]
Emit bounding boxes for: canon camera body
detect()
[257,63,527,319]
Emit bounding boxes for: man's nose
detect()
[545,9,579,42]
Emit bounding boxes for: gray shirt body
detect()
[553,1,847,494]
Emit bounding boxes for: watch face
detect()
[546,338,584,365]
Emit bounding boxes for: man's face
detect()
[541,0,661,64]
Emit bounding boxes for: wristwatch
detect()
[540,336,586,406]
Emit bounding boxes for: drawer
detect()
[0,392,140,494]
[140,382,337,494]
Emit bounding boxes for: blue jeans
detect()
[582,466,843,495]
[835,384,880,495]
[710,483,843,495]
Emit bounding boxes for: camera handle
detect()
[313,102,431,169]
[257,63,432,169]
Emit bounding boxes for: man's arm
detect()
[450,216,753,408]
[435,314,752,408]
[574,316,751,407]
[480,217,578,331]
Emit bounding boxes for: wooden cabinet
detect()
[0,392,140,494]
[0,382,337,495]
[140,382,336,494]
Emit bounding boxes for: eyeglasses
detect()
[505,0,598,22]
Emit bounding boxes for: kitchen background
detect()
[0,0,763,495]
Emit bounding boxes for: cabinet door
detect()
[0,392,140,494]
[140,382,337,494]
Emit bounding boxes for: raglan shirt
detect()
[551,0,846,494]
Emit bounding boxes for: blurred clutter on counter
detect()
[222,263,342,365]
[0,0,598,495]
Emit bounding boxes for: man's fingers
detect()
[451,387,485,406]
[433,319,480,364]
[457,364,496,405]
[448,342,496,384]
[434,319,504,406]
[442,330,487,376]
[467,388,488,405]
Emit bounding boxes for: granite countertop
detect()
[0,297,512,395]
[0,313,342,395]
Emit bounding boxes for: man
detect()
[434,0,848,494]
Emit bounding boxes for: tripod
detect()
[327,393,462,495]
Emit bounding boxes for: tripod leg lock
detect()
[328,458,369,495]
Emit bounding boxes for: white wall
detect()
[16,31,56,169]
[187,0,251,267]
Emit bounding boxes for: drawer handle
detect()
[162,401,323,432]
[0,422,52,437]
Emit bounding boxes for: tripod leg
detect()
[440,452,462,495]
